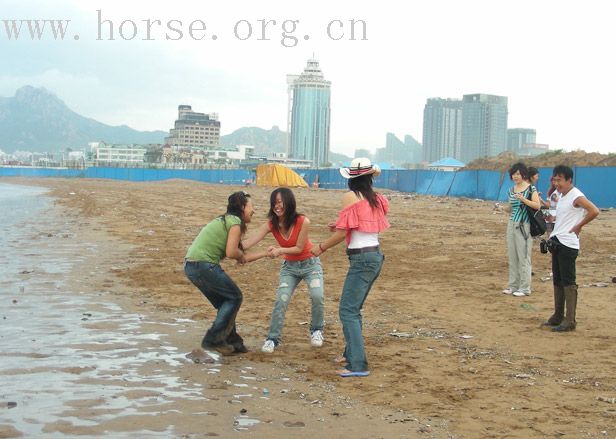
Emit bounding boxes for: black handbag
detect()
[526,188,547,237]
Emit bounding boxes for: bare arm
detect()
[515,189,541,210]
[225,225,244,261]
[311,229,347,256]
[242,249,271,263]
[571,196,600,236]
[242,222,270,250]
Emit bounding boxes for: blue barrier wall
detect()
[2,166,615,207]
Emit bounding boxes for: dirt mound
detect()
[466,150,616,171]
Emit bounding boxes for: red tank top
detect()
[269,215,313,261]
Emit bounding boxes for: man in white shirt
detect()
[544,165,599,332]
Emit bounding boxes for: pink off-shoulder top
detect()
[335,194,390,244]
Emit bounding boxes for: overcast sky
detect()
[1,0,615,156]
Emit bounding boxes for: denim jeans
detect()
[267,257,324,344]
[184,261,243,347]
[339,250,384,372]
[551,237,579,287]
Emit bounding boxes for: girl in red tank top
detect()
[242,188,325,353]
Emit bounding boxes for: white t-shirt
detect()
[550,187,585,249]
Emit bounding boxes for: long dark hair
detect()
[268,188,300,233]
[222,191,250,235]
[348,174,379,208]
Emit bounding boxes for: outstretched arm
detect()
[311,229,346,256]
[242,222,270,250]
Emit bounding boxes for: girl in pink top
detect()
[243,188,325,353]
[312,158,389,377]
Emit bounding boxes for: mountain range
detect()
[0,86,353,163]
[0,86,167,153]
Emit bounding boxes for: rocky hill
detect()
[219,126,287,156]
[0,86,167,153]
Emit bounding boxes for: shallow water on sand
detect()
[0,183,212,437]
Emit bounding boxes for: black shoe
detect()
[542,315,562,327]
[552,323,576,332]
[232,343,249,354]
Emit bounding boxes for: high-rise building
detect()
[460,94,508,163]
[422,98,463,163]
[375,133,422,166]
[165,105,220,150]
[507,128,536,153]
[287,59,331,167]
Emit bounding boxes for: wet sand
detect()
[2,177,616,438]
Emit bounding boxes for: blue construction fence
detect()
[1,166,615,208]
[301,166,616,208]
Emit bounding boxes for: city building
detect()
[94,144,147,163]
[422,98,463,163]
[165,105,220,150]
[507,128,537,154]
[241,153,313,169]
[460,94,508,163]
[375,133,422,167]
[518,143,549,156]
[287,59,331,167]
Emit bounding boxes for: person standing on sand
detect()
[184,191,270,355]
[543,165,599,332]
[502,162,541,297]
[242,187,325,354]
[311,158,389,378]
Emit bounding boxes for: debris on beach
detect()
[282,421,306,428]
[389,332,413,338]
[514,373,534,380]
[582,282,609,288]
[597,396,616,404]
[185,348,217,364]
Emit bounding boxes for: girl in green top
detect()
[184,191,269,355]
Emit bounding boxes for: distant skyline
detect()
[2,0,615,157]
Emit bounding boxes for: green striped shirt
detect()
[508,185,536,223]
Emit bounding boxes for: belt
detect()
[346,245,380,255]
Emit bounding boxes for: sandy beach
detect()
[2,177,615,438]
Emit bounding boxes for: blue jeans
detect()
[184,261,243,348]
[267,257,324,344]
[339,251,384,372]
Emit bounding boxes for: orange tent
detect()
[255,164,308,188]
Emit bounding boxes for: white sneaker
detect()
[310,330,324,347]
[502,288,513,295]
[261,339,275,353]
[512,291,530,297]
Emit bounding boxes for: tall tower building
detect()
[460,94,508,163]
[288,59,331,167]
[422,98,463,163]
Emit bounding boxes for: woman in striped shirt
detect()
[503,162,541,297]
